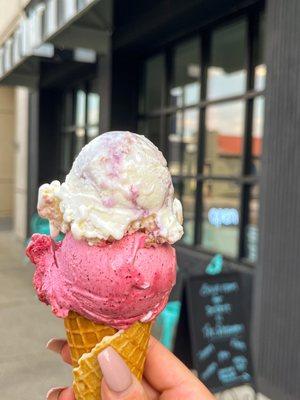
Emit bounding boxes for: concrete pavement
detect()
[0,231,70,399]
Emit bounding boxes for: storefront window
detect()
[87,92,100,141]
[254,15,266,91]
[75,90,86,127]
[75,127,85,156]
[138,11,265,263]
[170,38,200,107]
[182,179,197,245]
[201,181,240,258]
[252,96,264,174]
[140,54,164,113]
[182,108,199,176]
[60,79,101,177]
[87,126,99,141]
[168,109,199,177]
[205,101,245,176]
[168,112,183,175]
[207,20,247,100]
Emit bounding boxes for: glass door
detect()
[59,78,100,179]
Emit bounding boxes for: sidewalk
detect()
[0,231,70,399]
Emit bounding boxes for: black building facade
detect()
[1,1,299,399]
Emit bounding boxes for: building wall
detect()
[0,0,29,44]
[14,87,28,240]
[253,1,300,400]
[0,0,29,235]
[0,86,15,227]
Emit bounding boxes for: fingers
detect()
[144,336,197,391]
[141,378,159,400]
[46,386,75,400]
[46,339,74,399]
[46,338,72,365]
[46,341,158,400]
[46,337,214,399]
[98,347,154,400]
[144,337,215,399]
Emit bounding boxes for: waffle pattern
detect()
[64,311,117,367]
[73,321,151,400]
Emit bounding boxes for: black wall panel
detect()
[253,1,300,399]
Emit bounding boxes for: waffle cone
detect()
[64,311,151,400]
[64,311,117,367]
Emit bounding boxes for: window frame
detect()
[59,78,101,179]
[137,8,265,266]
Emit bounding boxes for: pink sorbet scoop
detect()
[26,231,176,329]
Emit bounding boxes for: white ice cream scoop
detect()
[38,131,183,244]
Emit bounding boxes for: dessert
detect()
[26,131,183,399]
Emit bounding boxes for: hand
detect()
[46,336,215,400]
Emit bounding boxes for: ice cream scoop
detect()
[38,131,183,244]
[26,231,176,329]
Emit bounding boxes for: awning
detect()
[0,0,112,88]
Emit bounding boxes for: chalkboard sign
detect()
[186,272,253,393]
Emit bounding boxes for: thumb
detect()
[98,347,149,400]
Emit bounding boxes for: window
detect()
[170,38,200,107]
[59,78,100,179]
[138,10,266,263]
[205,100,246,176]
[207,20,247,100]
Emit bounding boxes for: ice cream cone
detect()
[64,311,117,367]
[64,311,151,400]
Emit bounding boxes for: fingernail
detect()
[46,387,66,399]
[98,347,132,392]
[46,339,66,354]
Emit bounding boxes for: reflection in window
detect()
[205,101,245,176]
[254,15,266,91]
[140,55,164,113]
[77,0,87,11]
[76,90,86,127]
[245,185,259,262]
[168,112,183,175]
[137,12,266,264]
[87,127,99,142]
[87,92,100,142]
[182,179,197,245]
[182,108,199,175]
[207,20,247,100]
[168,109,199,176]
[251,96,264,174]
[75,90,86,154]
[170,38,200,107]
[87,93,100,126]
[201,181,240,257]
[60,83,101,179]
[75,127,85,156]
